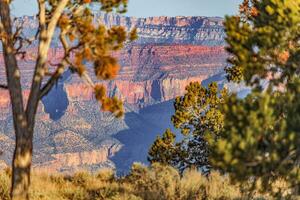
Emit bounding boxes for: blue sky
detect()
[11,0,242,17]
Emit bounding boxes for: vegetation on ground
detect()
[1,163,292,200]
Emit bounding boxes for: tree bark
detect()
[0,1,33,199]
[11,134,33,200]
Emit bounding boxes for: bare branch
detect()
[12,18,24,42]
[38,0,46,28]
[26,0,69,127]
[39,27,69,99]
[26,0,49,134]
[14,36,37,57]
[37,0,46,53]
[45,0,69,50]
[10,15,39,57]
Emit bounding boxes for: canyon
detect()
[0,13,228,173]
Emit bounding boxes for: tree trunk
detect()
[11,132,33,200]
[0,1,34,199]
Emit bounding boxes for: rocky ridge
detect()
[13,12,225,46]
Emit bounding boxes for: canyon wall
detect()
[96,13,225,45]
[13,12,225,46]
[0,44,227,107]
[0,14,227,173]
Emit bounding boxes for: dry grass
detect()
[0,163,296,200]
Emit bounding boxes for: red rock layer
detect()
[0,44,226,107]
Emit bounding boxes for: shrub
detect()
[0,164,282,200]
[0,169,10,200]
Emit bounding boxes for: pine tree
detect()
[148,82,227,173]
[210,0,300,197]
[148,129,180,166]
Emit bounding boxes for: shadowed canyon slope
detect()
[0,14,227,173]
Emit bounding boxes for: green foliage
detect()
[148,82,228,172]
[148,129,179,166]
[172,82,226,136]
[210,0,300,198]
[225,0,300,88]
[210,90,300,195]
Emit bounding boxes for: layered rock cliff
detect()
[13,12,225,46]
[0,44,226,107]
[96,13,225,45]
[0,14,227,173]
